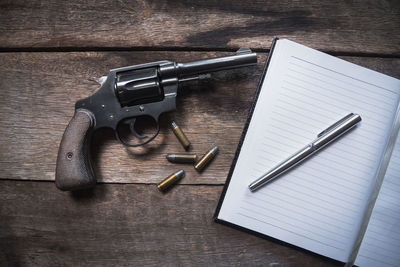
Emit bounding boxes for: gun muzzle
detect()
[176,47,257,79]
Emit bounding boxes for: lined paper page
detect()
[218,39,400,262]
[355,134,400,267]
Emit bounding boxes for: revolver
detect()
[55,48,257,191]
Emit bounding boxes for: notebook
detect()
[214,38,400,266]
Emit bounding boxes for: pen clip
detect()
[317,113,355,138]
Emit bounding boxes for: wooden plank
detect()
[0,0,399,55]
[0,180,342,266]
[0,52,399,184]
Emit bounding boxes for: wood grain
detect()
[0,180,342,266]
[1,1,398,266]
[0,52,399,184]
[0,0,399,55]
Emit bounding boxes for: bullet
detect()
[171,121,191,150]
[194,146,219,172]
[166,153,197,164]
[157,170,185,192]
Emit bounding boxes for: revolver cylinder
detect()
[115,67,163,107]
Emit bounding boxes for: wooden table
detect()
[0,1,399,266]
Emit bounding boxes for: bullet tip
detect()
[166,154,174,162]
[176,169,185,178]
[211,146,219,154]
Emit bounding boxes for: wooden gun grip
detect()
[55,109,96,191]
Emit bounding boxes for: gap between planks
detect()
[0,46,399,59]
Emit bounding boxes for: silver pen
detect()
[248,113,362,192]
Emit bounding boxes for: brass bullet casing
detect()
[166,153,197,164]
[171,121,191,150]
[194,146,219,172]
[157,169,185,192]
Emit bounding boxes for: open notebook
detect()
[214,38,400,266]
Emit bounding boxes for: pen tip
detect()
[248,184,255,192]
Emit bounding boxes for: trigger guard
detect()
[129,119,147,140]
[115,120,160,147]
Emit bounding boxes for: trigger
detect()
[129,118,147,139]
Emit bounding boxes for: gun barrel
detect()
[176,47,257,78]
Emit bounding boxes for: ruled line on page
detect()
[361,242,400,255]
[276,87,391,131]
[278,84,392,134]
[248,179,363,220]
[243,200,351,240]
[265,120,380,152]
[266,117,379,164]
[237,212,345,251]
[268,115,383,159]
[366,223,400,240]
[288,169,366,199]
[355,255,398,267]
[253,158,370,196]
[239,208,348,250]
[241,200,350,243]
[274,96,390,140]
[285,75,394,115]
[276,97,389,130]
[387,165,400,175]
[291,56,397,94]
[265,117,378,158]
[247,196,354,234]
[281,77,394,120]
[269,109,385,148]
[261,178,361,211]
[362,206,400,222]
[366,215,400,231]
[261,187,356,222]
[378,192,400,206]
[288,59,397,98]
[257,181,361,214]
[365,240,400,256]
[287,61,396,105]
[259,134,374,168]
[253,169,365,203]
[385,179,400,187]
[379,186,400,197]
[286,66,395,107]
[254,150,371,191]
[354,132,400,267]
[280,81,392,121]
[365,233,400,247]
[254,191,355,225]
[358,246,399,264]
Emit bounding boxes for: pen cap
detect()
[314,113,361,149]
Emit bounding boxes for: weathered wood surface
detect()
[1,1,399,265]
[0,0,399,55]
[0,180,342,266]
[1,52,399,184]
